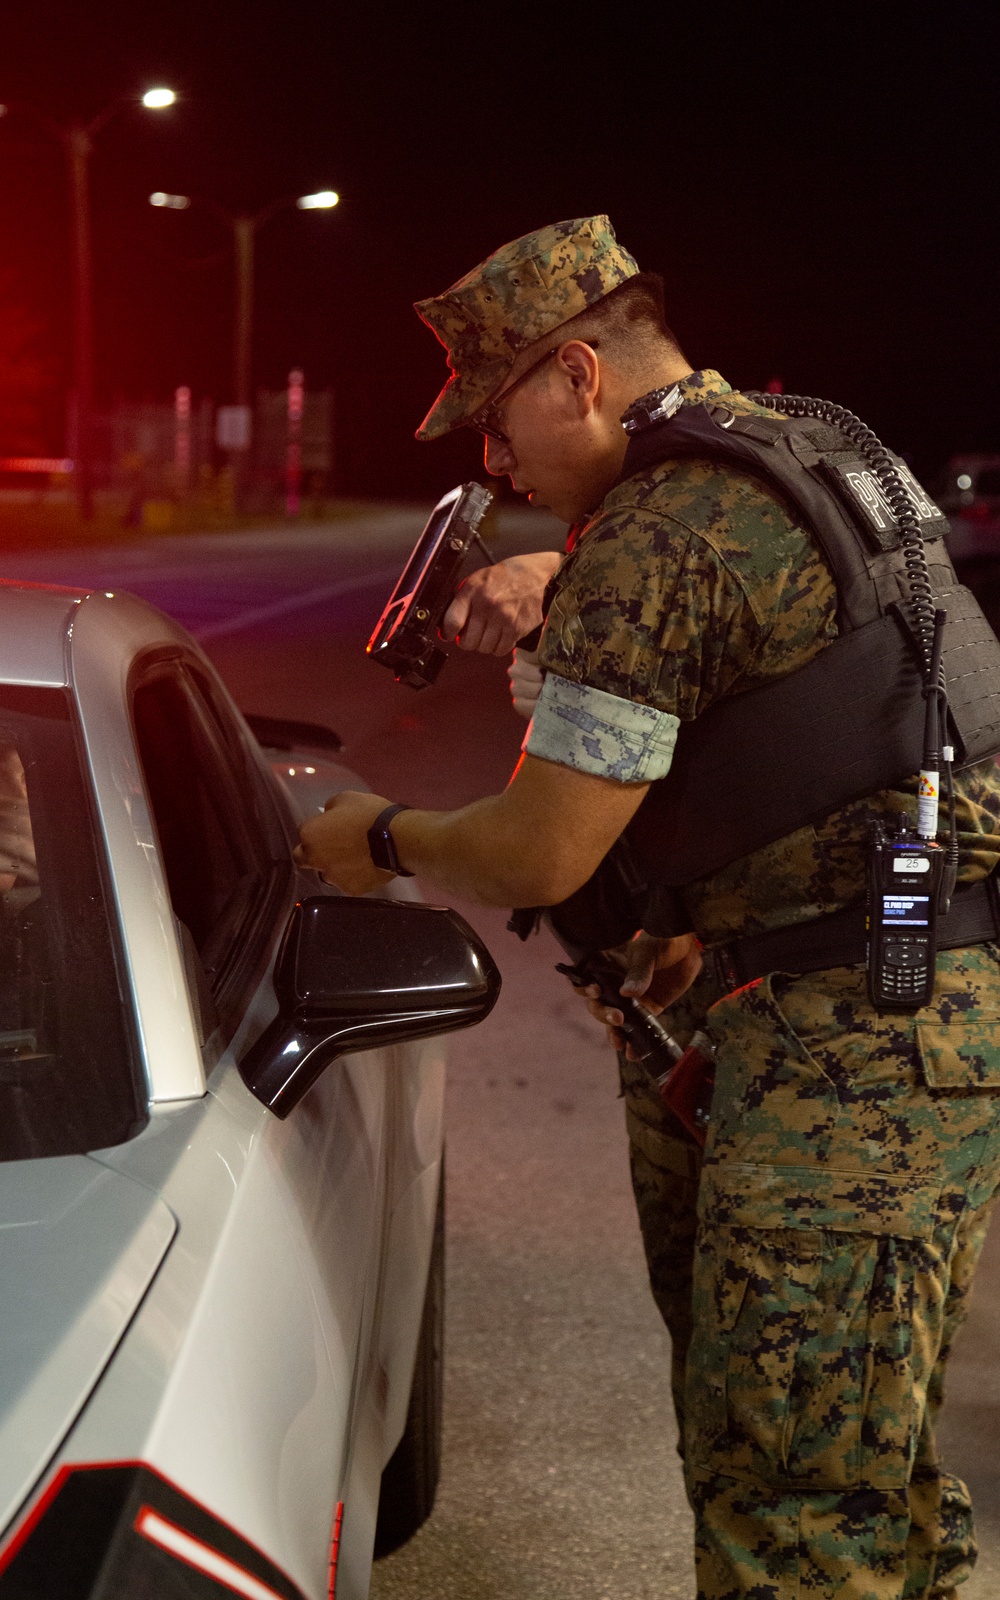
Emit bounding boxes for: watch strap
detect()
[367,803,414,876]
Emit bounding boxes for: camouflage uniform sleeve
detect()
[521,671,681,783]
[536,499,765,723]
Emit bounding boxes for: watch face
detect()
[367,805,411,875]
[367,824,395,872]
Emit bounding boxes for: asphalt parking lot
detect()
[3,506,1000,1597]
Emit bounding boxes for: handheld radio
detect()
[866,818,944,1009]
[864,606,957,1011]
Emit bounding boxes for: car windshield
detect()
[0,685,146,1163]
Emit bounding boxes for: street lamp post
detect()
[65,125,94,518]
[0,88,177,519]
[233,216,255,411]
[151,188,339,411]
[149,188,338,494]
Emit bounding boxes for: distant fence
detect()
[96,386,334,498]
[0,384,334,509]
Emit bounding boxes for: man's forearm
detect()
[296,756,649,904]
[391,755,649,907]
[391,793,570,906]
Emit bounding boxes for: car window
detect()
[184,662,294,858]
[0,685,146,1163]
[131,662,289,1009]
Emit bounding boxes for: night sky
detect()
[1,3,997,500]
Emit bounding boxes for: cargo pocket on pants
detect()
[915,1018,1000,1210]
[686,1162,944,1492]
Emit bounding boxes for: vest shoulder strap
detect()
[617,402,949,631]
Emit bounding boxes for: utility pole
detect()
[233,216,255,410]
[66,125,94,519]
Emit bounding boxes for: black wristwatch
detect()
[367,803,414,876]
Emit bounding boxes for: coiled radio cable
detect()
[746,391,938,669]
[745,390,957,899]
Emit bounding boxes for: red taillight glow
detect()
[134,1506,285,1600]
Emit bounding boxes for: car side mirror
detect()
[239,896,501,1118]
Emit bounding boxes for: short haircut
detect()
[555,272,685,363]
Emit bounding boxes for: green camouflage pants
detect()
[621,944,1000,1599]
[620,964,717,1436]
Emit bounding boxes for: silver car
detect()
[0,581,499,1599]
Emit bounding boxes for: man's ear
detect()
[555,340,600,409]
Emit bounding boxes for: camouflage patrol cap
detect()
[414,215,639,440]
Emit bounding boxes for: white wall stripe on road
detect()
[193,566,401,642]
[134,1507,285,1600]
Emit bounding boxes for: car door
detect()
[0,595,456,1598]
[120,651,395,1598]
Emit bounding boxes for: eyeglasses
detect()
[468,340,599,445]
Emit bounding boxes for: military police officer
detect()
[297,216,1000,1599]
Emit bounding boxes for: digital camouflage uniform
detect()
[538,368,1000,1599]
[413,219,1000,1599]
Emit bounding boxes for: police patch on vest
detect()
[824,456,946,550]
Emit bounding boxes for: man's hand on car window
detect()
[295,790,396,896]
[443,550,562,656]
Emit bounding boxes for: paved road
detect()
[3,509,999,1597]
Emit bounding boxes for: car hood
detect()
[0,1155,176,1533]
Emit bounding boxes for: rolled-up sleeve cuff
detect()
[522,674,679,783]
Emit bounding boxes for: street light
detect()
[148,187,339,437]
[0,87,178,518]
[296,190,339,210]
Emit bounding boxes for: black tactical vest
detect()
[597,400,1000,897]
